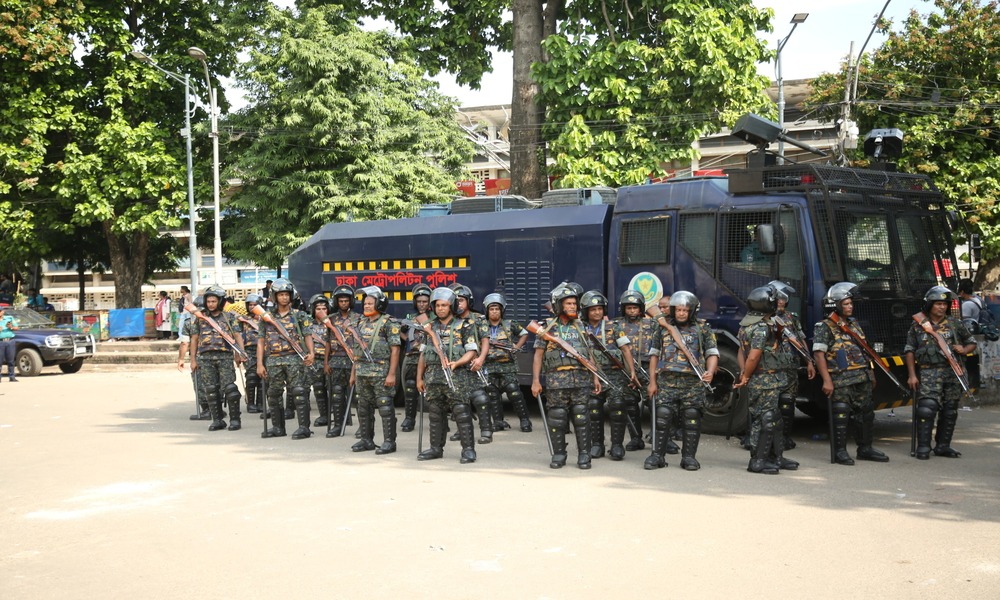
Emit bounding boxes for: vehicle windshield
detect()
[4,308,58,328]
[839,210,944,296]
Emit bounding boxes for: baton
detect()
[536,392,554,455]
[418,391,425,456]
[340,384,355,437]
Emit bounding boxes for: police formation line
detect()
[180,279,972,473]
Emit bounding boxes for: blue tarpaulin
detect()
[108,308,147,338]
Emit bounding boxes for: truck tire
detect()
[16,348,43,377]
[701,347,747,435]
[59,359,84,374]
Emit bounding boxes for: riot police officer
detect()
[483,293,533,432]
[400,284,431,432]
[736,286,798,474]
[306,294,333,427]
[416,287,479,463]
[189,285,245,432]
[325,284,359,437]
[768,280,816,450]
[258,278,315,439]
[454,284,494,443]
[613,290,658,456]
[580,290,637,459]
[242,293,264,414]
[646,291,717,471]
[813,282,889,465]
[905,286,976,460]
[350,287,402,454]
[531,284,600,469]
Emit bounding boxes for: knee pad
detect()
[830,402,850,423]
[607,397,627,413]
[683,407,702,429]
[223,383,241,403]
[453,403,472,422]
[330,385,345,401]
[290,386,308,402]
[761,410,777,431]
[485,383,500,398]
[204,385,220,403]
[778,393,795,412]
[571,403,588,420]
[245,372,260,388]
[377,396,395,417]
[548,406,568,429]
[588,397,604,414]
[654,404,672,428]
[916,398,937,420]
[404,378,417,394]
[470,390,489,408]
[504,382,521,396]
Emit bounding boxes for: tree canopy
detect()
[222,5,472,270]
[808,0,1000,286]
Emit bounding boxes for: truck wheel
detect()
[16,348,43,377]
[701,347,747,435]
[59,359,84,374]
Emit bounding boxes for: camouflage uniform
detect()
[647,318,718,469]
[181,318,209,419]
[813,315,875,462]
[400,312,428,431]
[615,315,657,450]
[419,316,480,462]
[191,310,243,431]
[484,319,532,432]
[304,321,331,427]
[351,314,402,452]
[463,312,495,442]
[326,310,359,436]
[583,319,631,459]
[534,319,595,467]
[739,316,789,454]
[905,315,974,459]
[776,310,808,449]
[260,308,313,439]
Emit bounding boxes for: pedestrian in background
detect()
[0,306,19,382]
[155,291,172,339]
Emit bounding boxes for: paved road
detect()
[2,370,999,599]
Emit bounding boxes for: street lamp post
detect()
[130,50,199,295]
[777,13,809,161]
[187,46,223,285]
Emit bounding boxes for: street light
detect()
[187,46,223,285]
[776,13,809,161]
[130,50,199,295]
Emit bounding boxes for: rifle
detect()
[346,324,375,363]
[585,331,631,390]
[828,312,911,396]
[631,357,650,387]
[644,306,713,393]
[912,312,973,397]
[416,318,457,391]
[237,315,259,332]
[184,303,249,361]
[526,320,611,388]
[311,331,330,354]
[488,338,525,355]
[321,317,357,363]
[772,313,816,366]
[250,305,307,360]
[339,385,355,437]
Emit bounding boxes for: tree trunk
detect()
[974,255,1000,291]
[77,261,86,309]
[104,223,149,308]
[510,0,547,200]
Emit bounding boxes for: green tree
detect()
[808,0,1000,287]
[223,5,471,270]
[322,0,772,197]
[0,0,266,307]
[534,1,773,187]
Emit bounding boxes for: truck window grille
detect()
[618,217,670,265]
[718,211,775,302]
[503,260,552,322]
[678,213,716,272]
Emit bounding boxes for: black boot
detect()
[227,396,242,431]
[490,388,511,431]
[856,412,889,462]
[417,406,446,461]
[313,395,330,427]
[608,421,627,461]
[589,398,605,458]
[644,404,670,470]
[679,408,701,471]
[283,395,295,420]
[548,406,568,469]
[245,373,262,413]
[748,411,779,474]
[472,391,493,445]
[290,387,312,439]
[352,401,376,451]
[831,402,854,465]
[779,392,797,450]
[455,405,477,464]
[625,402,645,450]
[262,401,286,438]
[375,397,397,454]
[189,401,211,421]
[770,417,799,470]
[932,402,962,457]
[507,384,532,432]
[572,405,591,470]
[207,386,226,431]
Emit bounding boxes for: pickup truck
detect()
[5,308,96,376]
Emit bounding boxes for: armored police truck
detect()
[290,164,961,434]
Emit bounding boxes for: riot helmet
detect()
[767,280,796,303]
[412,284,431,310]
[746,286,778,315]
[580,291,608,317]
[193,294,205,310]
[203,284,227,309]
[332,284,355,309]
[669,290,700,322]
[923,285,957,314]
[429,287,459,315]
[453,285,474,312]
[619,289,646,314]
[308,293,330,314]
[270,278,295,303]
[563,282,585,299]
[359,286,389,313]
[550,284,580,317]
[823,282,859,315]
[483,293,507,318]
[245,293,262,312]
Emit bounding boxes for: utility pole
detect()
[838,42,856,165]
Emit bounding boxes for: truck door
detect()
[495,238,555,324]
